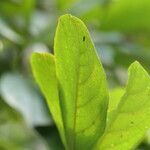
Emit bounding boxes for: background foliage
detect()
[0,0,149,149]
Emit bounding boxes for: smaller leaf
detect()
[31,53,66,147]
[94,61,150,150]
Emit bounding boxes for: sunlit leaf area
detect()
[0,0,150,150]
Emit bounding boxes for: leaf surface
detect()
[54,14,108,150]
[31,53,66,147]
[107,88,125,126]
[94,62,150,150]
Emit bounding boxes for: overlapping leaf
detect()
[54,14,108,150]
[107,88,125,126]
[31,14,109,150]
[94,62,150,150]
[31,53,66,147]
[31,14,150,150]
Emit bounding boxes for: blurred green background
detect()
[0,0,150,149]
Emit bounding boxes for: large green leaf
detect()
[31,53,66,147]
[94,62,150,150]
[54,14,108,150]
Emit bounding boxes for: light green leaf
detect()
[31,53,66,147]
[94,61,150,150]
[107,88,124,126]
[54,14,108,150]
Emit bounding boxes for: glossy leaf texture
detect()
[54,14,108,150]
[94,62,150,150]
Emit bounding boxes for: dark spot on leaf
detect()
[83,36,85,41]
[131,121,134,124]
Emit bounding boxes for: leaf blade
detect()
[107,88,125,127]
[94,61,150,150]
[31,53,66,147]
[54,14,109,150]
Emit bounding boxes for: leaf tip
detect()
[58,14,85,27]
[128,61,144,73]
[129,61,146,72]
[58,14,73,23]
[30,52,55,70]
[128,61,150,82]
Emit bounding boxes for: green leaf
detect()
[94,61,150,150]
[54,14,108,149]
[31,53,66,148]
[107,88,124,126]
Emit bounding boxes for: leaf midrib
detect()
[72,20,81,150]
